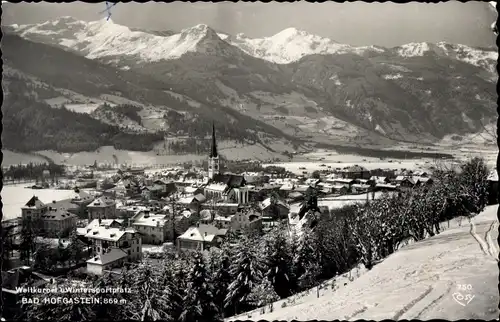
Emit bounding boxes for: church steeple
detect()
[208,122,219,179]
[210,122,218,158]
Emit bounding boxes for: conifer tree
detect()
[264,227,296,298]
[180,251,218,322]
[248,278,279,314]
[125,262,171,321]
[208,245,232,318]
[225,236,266,315]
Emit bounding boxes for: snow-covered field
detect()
[1,184,77,221]
[63,103,102,114]
[264,159,432,174]
[230,205,499,321]
[316,192,395,211]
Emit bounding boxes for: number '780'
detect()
[457,284,472,291]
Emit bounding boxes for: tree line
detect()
[17,157,490,321]
[2,162,65,182]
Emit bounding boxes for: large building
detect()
[40,208,77,238]
[84,222,142,275]
[20,196,77,237]
[130,211,169,245]
[87,196,117,221]
[177,224,227,251]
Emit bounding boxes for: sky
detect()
[1,1,497,47]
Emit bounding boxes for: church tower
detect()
[208,123,220,179]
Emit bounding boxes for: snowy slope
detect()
[12,17,235,62]
[224,28,354,64]
[229,205,499,321]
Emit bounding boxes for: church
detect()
[203,123,249,205]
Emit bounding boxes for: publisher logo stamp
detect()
[452,284,475,307]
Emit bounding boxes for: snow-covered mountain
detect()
[7,17,497,71]
[2,17,498,152]
[9,17,241,63]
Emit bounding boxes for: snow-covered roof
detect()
[205,183,228,192]
[280,183,295,191]
[184,186,199,194]
[88,196,115,208]
[131,213,167,227]
[84,226,135,242]
[178,224,227,243]
[86,248,128,266]
[334,178,354,184]
[260,197,289,210]
[352,184,370,189]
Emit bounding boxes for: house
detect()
[343,165,370,180]
[152,180,177,197]
[199,209,214,224]
[351,183,371,194]
[178,194,206,214]
[287,191,304,202]
[70,190,94,217]
[374,183,398,192]
[39,208,77,238]
[333,178,355,188]
[176,224,228,251]
[332,184,349,194]
[259,197,290,220]
[77,219,124,236]
[369,176,390,186]
[304,178,321,187]
[488,169,498,205]
[85,224,142,275]
[415,177,433,186]
[230,210,262,233]
[279,182,295,198]
[183,186,204,196]
[21,196,48,220]
[295,185,314,195]
[396,176,417,188]
[130,211,169,245]
[141,185,164,200]
[212,203,240,215]
[87,196,117,221]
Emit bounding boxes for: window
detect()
[128,250,131,256]
[97,247,100,253]
[137,247,139,252]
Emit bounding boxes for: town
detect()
[2,125,498,321]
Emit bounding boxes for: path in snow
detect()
[236,205,499,321]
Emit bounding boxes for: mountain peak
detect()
[180,24,219,39]
[272,27,309,40]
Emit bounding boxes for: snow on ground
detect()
[316,192,396,211]
[142,243,173,253]
[63,103,102,114]
[264,159,431,174]
[2,185,77,221]
[231,205,499,321]
[32,142,290,167]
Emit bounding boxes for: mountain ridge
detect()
[2,17,497,154]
